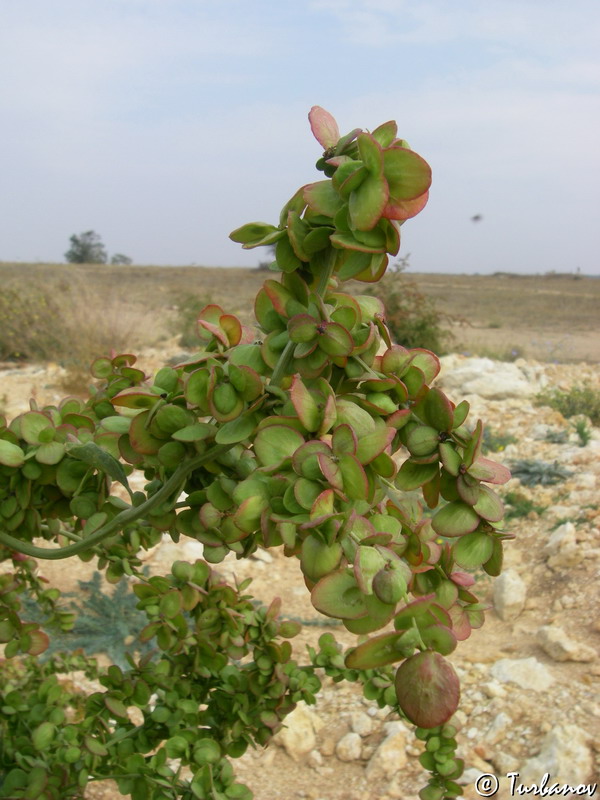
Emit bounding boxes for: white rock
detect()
[252,547,273,563]
[350,711,374,737]
[537,625,597,662]
[544,521,576,557]
[335,732,362,762]
[307,749,323,769]
[438,357,540,399]
[519,724,593,784]
[273,703,322,761]
[459,768,486,786]
[484,712,513,745]
[490,657,554,691]
[493,569,527,621]
[481,680,507,699]
[365,726,407,779]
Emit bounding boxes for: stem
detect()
[0,444,233,560]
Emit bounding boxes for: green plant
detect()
[21,571,155,670]
[572,418,591,447]
[544,428,569,444]
[509,459,572,486]
[482,427,517,454]
[502,490,546,520]
[535,382,600,426]
[367,255,455,354]
[0,107,511,800]
[65,231,108,265]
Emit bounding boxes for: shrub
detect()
[535,382,600,426]
[367,256,455,354]
[0,107,511,799]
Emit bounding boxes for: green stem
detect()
[0,443,233,560]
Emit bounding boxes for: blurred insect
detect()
[471,214,483,223]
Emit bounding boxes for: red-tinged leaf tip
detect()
[309,106,340,150]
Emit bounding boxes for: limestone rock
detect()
[537,625,597,662]
[335,731,362,762]
[273,703,322,761]
[438,357,541,399]
[519,724,593,784]
[365,725,407,779]
[350,711,374,737]
[544,521,576,557]
[484,712,512,745]
[493,569,527,621]
[490,657,554,691]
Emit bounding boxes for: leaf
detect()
[311,569,368,619]
[254,425,304,467]
[355,426,395,465]
[383,146,432,201]
[394,651,460,728]
[469,457,511,485]
[318,322,354,357]
[215,415,256,445]
[345,631,405,669]
[20,411,54,444]
[229,222,282,246]
[472,484,505,522]
[105,695,129,719]
[0,439,25,467]
[354,545,386,594]
[66,441,131,496]
[432,502,480,538]
[349,173,389,231]
[290,376,321,432]
[303,181,343,217]
[172,422,216,442]
[452,531,494,569]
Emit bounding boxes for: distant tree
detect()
[110,253,133,265]
[65,231,107,264]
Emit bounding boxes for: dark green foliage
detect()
[65,230,107,264]
[509,459,573,486]
[503,490,547,520]
[482,427,517,453]
[535,382,600,426]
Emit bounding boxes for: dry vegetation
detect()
[0,263,598,386]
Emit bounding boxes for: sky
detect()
[1,0,599,275]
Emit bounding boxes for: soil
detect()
[1,348,599,799]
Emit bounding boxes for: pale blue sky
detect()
[1,0,599,274]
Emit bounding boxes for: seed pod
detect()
[372,564,407,605]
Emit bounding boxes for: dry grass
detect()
[1,263,598,367]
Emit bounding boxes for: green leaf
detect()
[356,426,395,465]
[383,146,432,201]
[66,441,131,497]
[32,722,55,751]
[172,423,216,442]
[105,695,129,719]
[0,439,25,467]
[311,569,368,619]
[472,484,504,521]
[303,181,343,217]
[290,376,321,432]
[452,531,494,569]
[432,502,480,538]
[34,441,65,465]
[20,411,54,445]
[215,415,255,445]
[318,322,354,357]
[349,173,389,231]
[254,425,304,467]
[345,630,405,669]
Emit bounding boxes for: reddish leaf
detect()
[309,106,340,149]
